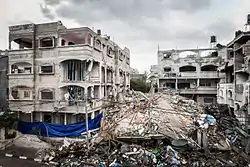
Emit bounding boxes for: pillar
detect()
[175,78,178,90]
[64,113,67,125]
[197,78,200,87]
[39,112,43,122]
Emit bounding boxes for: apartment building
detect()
[151,38,226,105]
[218,30,250,130]
[0,51,8,109]
[7,21,130,124]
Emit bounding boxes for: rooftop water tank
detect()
[210,36,217,43]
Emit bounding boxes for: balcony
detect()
[199,71,219,78]
[8,74,34,87]
[179,72,197,78]
[57,45,94,62]
[179,86,217,94]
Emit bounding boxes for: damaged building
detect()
[150,37,225,105]
[7,21,131,124]
[218,15,250,131]
[0,50,8,109]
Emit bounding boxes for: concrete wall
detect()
[0,53,8,109]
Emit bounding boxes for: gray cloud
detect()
[40,4,55,20]
[40,0,238,72]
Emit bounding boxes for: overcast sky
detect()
[1,0,250,72]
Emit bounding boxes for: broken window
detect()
[41,90,53,100]
[40,37,54,48]
[41,65,53,74]
[179,66,196,72]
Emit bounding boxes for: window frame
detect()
[39,64,54,75]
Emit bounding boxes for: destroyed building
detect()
[150,37,226,105]
[218,15,250,131]
[0,50,8,109]
[7,21,131,124]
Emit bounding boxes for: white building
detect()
[151,38,226,105]
[7,21,130,124]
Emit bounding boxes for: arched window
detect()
[179,65,196,72]
[201,65,218,71]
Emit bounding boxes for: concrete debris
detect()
[31,92,250,167]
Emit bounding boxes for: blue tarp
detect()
[17,113,103,137]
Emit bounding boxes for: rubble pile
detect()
[101,92,199,140]
[35,92,250,167]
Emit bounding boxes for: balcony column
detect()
[175,78,178,90]
[64,113,67,125]
[197,78,200,87]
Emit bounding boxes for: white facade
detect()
[7,21,130,124]
[151,48,225,105]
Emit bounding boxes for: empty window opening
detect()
[10,38,33,50]
[44,114,52,123]
[61,39,66,46]
[41,90,53,100]
[40,37,54,48]
[228,90,233,98]
[179,66,196,72]
[11,90,19,99]
[41,65,53,73]
[68,42,75,45]
[11,62,32,74]
[164,67,171,72]
[201,65,217,71]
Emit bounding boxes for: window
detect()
[41,65,53,73]
[41,90,53,100]
[40,37,54,48]
[24,91,30,98]
[11,90,18,99]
